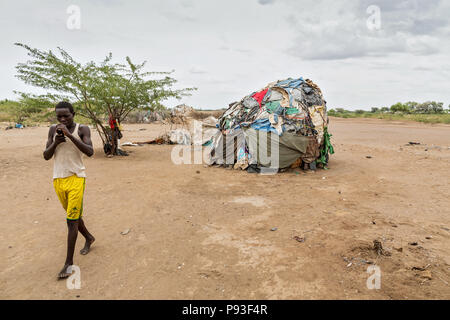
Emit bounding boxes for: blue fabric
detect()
[250,118,281,135]
[229,124,241,132]
[237,147,246,161]
[275,77,304,89]
[273,77,304,107]
[202,139,213,147]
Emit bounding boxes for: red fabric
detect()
[109,115,116,129]
[252,89,269,108]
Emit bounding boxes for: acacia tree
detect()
[15,43,196,155]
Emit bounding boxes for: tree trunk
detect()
[90,115,127,157]
[109,117,127,156]
[111,127,119,155]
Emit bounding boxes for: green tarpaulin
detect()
[244,128,310,169]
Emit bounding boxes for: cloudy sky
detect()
[1,0,449,110]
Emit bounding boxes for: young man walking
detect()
[44,101,95,279]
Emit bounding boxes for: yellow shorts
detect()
[53,175,86,220]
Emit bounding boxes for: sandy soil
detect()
[0,117,449,299]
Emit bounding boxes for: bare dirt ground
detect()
[1,117,449,299]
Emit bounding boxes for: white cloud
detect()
[284,0,449,60]
[188,66,208,74]
[0,0,449,110]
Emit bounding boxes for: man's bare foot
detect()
[80,236,95,255]
[58,264,72,279]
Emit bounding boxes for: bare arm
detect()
[65,124,94,157]
[43,125,64,160]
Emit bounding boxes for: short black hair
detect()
[55,101,74,114]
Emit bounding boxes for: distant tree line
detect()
[0,98,53,123]
[329,101,450,115]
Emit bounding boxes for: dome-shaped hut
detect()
[208,76,334,173]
